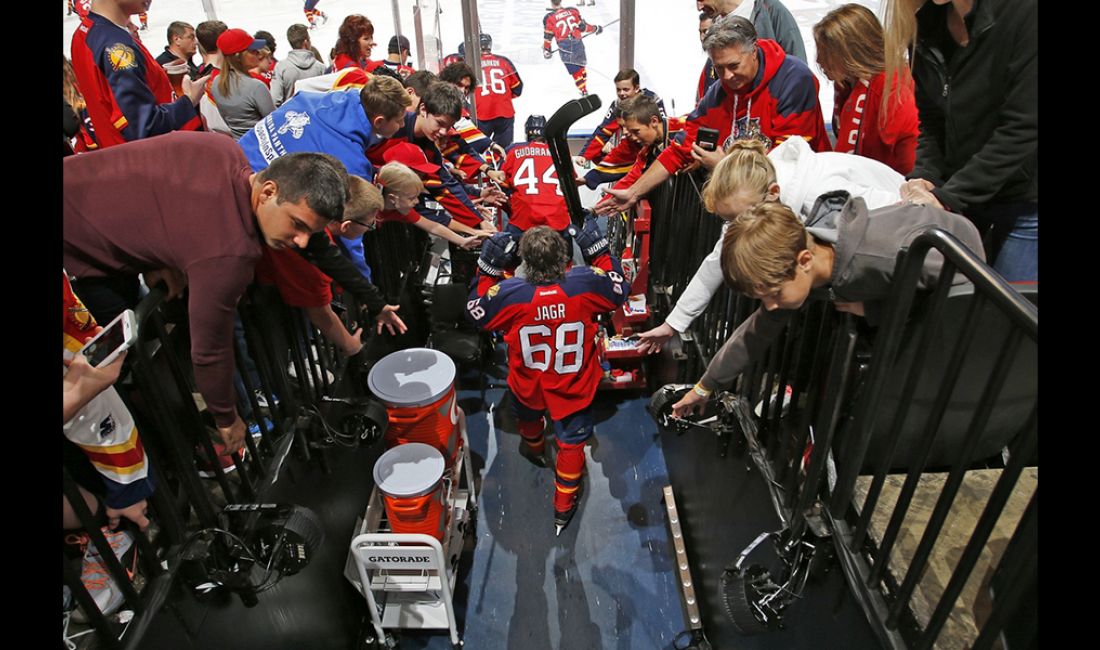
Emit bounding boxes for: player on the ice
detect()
[472,33,524,149]
[304,0,327,30]
[467,216,630,535]
[542,0,602,96]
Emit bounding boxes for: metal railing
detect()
[644,173,1038,649]
[825,231,1038,650]
[62,277,381,648]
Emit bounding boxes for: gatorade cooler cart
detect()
[346,349,478,648]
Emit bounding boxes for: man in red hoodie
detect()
[597,15,827,215]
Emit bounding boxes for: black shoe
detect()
[554,483,582,536]
[519,440,550,469]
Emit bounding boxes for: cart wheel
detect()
[720,564,775,635]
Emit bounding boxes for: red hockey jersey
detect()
[543,7,597,43]
[475,52,523,120]
[467,254,629,419]
[500,141,570,231]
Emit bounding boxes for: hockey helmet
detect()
[457,42,466,58]
[525,114,547,141]
[480,33,492,51]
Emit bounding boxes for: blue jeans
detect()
[992,212,1038,282]
[970,202,1038,282]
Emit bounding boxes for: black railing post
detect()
[851,262,958,549]
[886,327,1025,628]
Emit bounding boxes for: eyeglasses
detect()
[347,218,379,231]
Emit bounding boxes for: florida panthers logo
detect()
[106,43,137,71]
[277,111,311,139]
[723,116,772,152]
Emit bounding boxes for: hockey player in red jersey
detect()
[542,0,602,96]
[473,33,524,149]
[499,115,570,235]
[303,0,327,30]
[467,216,629,534]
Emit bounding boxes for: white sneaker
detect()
[287,360,335,385]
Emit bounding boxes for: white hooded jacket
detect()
[664,137,904,332]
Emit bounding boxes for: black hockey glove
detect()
[477,231,519,278]
[568,211,609,263]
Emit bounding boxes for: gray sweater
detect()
[751,0,806,63]
[700,195,984,389]
[272,49,326,107]
[209,73,276,140]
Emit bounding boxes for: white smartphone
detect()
[79,309,138,368]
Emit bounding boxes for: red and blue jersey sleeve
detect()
[767,56,830,152]
[502,56,523,97]
[70,14,200,147]
[428,163,484,227]
[581,102,621,161]
[583,137,640,189]
[656,84,728,174]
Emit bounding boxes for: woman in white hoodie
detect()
[636,137,903,354]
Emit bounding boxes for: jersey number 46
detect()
[480,67,508,96]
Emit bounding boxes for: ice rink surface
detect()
[64,0,880,133]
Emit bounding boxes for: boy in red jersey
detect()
[542,0,602,96]
[467,216,629,534]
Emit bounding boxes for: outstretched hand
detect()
[595,187,636,215]
[635,322,676,355]
[376,305,407,336]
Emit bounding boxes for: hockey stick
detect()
[548,17,621,54]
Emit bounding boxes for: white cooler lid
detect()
[367,347,456,407]
[373,443,445,497]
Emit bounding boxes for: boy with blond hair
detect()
[671,194,986,417]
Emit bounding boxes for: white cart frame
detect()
[347,424,477,648]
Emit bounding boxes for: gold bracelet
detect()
[692,382,712,398]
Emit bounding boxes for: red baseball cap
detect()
[382,142,440,175]
[217,28,267,56]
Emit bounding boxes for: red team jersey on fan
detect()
[475,52,523,120]
[500,141,570,231]
[544,8,591,42]
[467,254,629,419]
[70,12,202,148]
